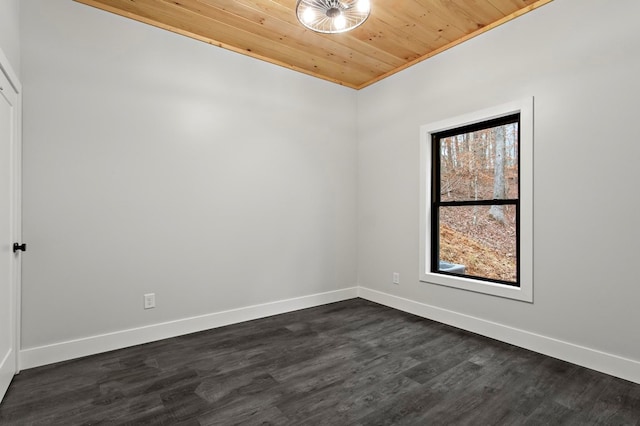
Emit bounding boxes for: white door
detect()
[0,64,20,403]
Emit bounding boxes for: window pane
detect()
[438,205,517,283]
[439,122,518,202]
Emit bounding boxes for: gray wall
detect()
[17,0,640,371]
[0,0,20,76]
[20,0,358,349]
[357,0,640,361]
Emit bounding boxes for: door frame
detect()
[0,46,22,383]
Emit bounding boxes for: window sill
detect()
[420,272,532,302]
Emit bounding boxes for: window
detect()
[433,114,520,285]
[419,99,533,302]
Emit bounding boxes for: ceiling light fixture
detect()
[296,0,371,34]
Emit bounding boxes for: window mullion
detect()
[439,199,518,207]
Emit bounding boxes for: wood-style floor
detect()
[1,298,639,425]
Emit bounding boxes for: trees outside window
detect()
[432,114,520,286]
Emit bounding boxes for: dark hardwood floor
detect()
[1,298,639,425]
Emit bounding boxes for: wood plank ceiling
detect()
[74,0,553,90]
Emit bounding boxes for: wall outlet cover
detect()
[144,293,156,309]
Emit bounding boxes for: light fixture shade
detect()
[296,0,371,34]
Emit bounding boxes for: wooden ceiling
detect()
[74,0,553,90]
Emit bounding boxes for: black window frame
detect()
[431,113,521,287]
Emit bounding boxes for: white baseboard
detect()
[358,287,640,385]
[19,287,358,370]
[19,286,640,385]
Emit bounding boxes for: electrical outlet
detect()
[393,272,400,285]
[144,293,155,309]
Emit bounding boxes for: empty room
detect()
[1,0,639,424]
